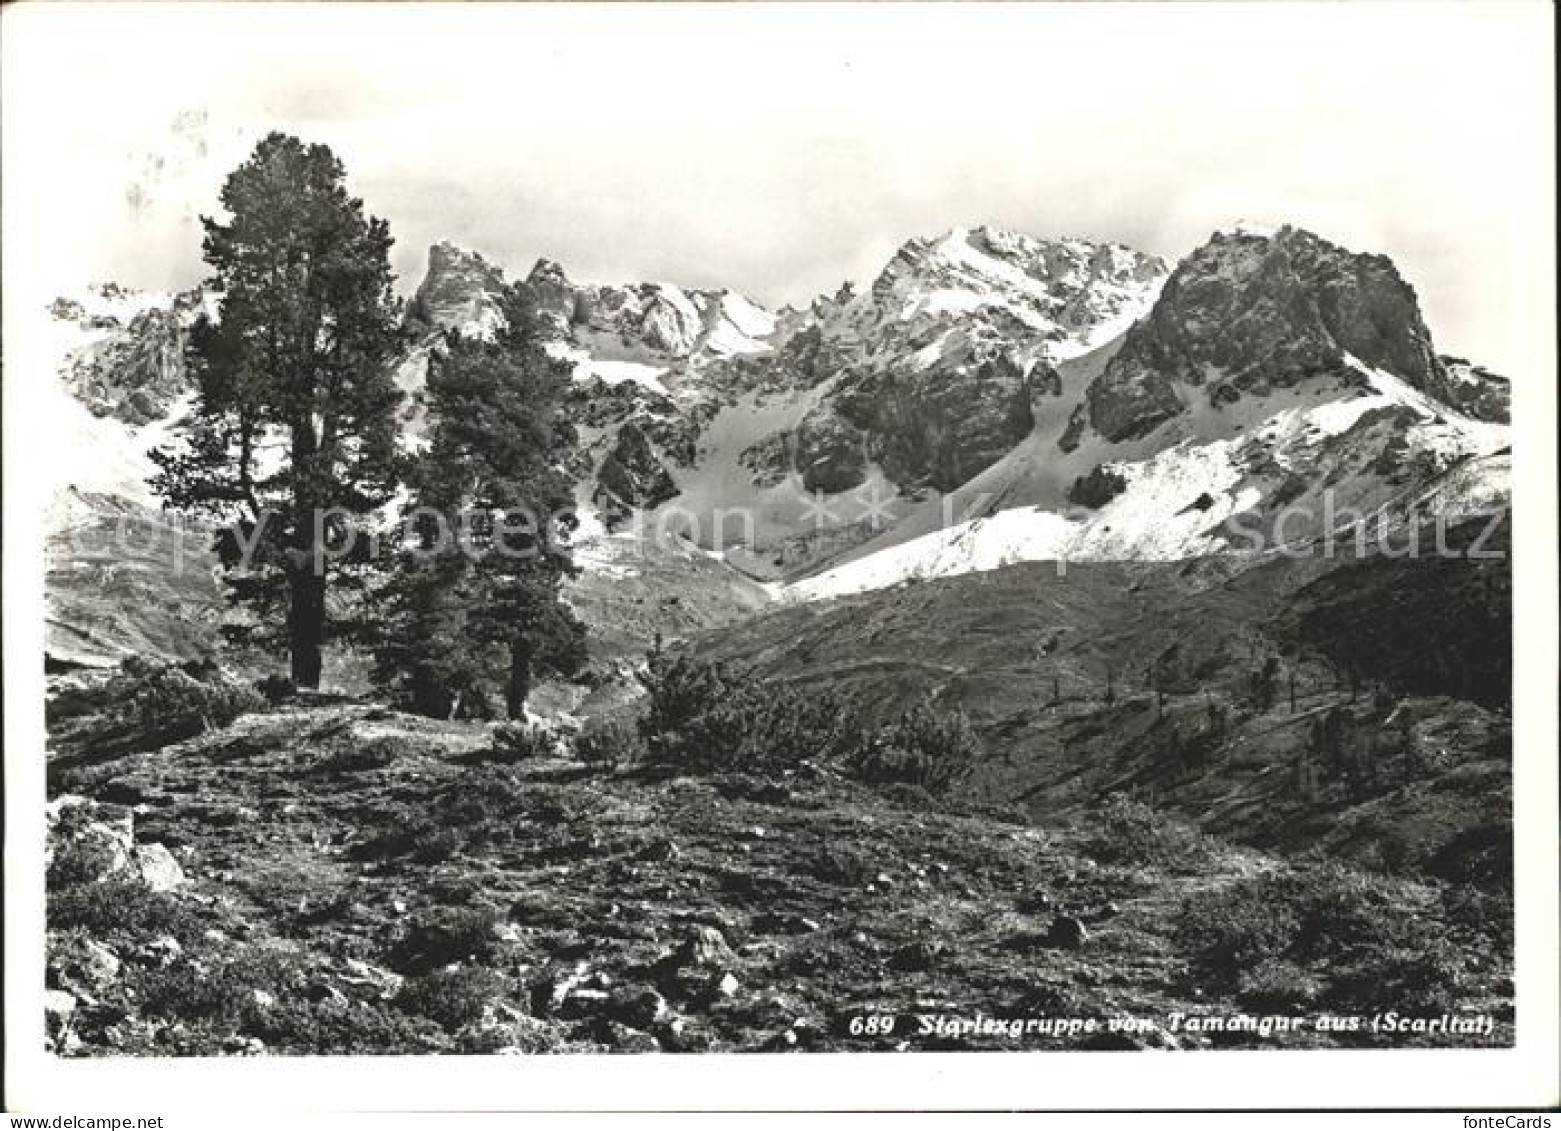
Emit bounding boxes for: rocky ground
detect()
[46,695,1512,1056]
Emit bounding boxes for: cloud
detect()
[3,2,1552,380]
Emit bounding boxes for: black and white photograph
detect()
[4,0,1557,1115]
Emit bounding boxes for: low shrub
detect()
[636,646,979,793]
[1324,940,1469,1015]
[394,967,510,1031]
[489,721,556,763]
[810,844,877,886]
[1439,883,1514,954]
[411,827,464,864]
[637,649,860,775]
[255,674,298,704]
[49,657,264,760]
[1235,959,1324,1012]
[349,767,535,861]
[1425,822,1513,890]
[45,806,127,889]
[1176,864,1445,1011]
[138,946,312,1024]
[128,945,451,1054]
[1084,795,1210,869]
[575,721,643,772]
[49,878,206,943]
[1176,877,1301,981]
[847,703,981,794]
[248,997,447,1055]
[392,908,501,973]
[315,737,401,774]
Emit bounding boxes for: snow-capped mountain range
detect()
[39,221,1511,611]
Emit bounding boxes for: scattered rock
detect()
[54,938,122,999]
[1046,916,1090,950]
[133,842,186,891]
[306,983,350,1008]
[673,926,737,970]
[341,958,403,1000]
[139,936,184,967]
[593,1020,660,1054]
[530,964,594,1018]
[46,795,135,881]
[654,1015,712,1053]
[557,988,612,1020]
[44,989,77,1051]
[222,1035,267,1056]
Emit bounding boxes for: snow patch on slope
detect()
[784,349,1510,602]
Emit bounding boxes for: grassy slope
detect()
[693,534,1511,877]
[46,491,223,669]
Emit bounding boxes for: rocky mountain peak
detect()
[848,225,1168,357]
[525,257,582,334]
[1073,224,1504,446]
[407,241,507,338]
[48,285,210,426]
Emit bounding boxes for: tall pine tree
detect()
[372,281,585,719]
[152,134,403,687]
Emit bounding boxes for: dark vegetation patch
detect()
[1175,864,1502,1021]
[1082,795,1211,871]
[636,646,980,796]
[48,658,264,773]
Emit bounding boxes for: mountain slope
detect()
[35,220,1514,674]
[398,228,1169,573]
[699,515,1511,881]
[784,226,1510,599]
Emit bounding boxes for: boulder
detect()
[53,937,122,999]
[673,926,737,969]
[1046,915,1090,950]
[44,990,78,1053]
[46,795,135,882]
[134,843,186,892]
[592,1019,661,1054]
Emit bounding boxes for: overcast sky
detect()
[4,2,1554,378]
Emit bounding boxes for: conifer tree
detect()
[372,282,585,718]
[151,133,403,686]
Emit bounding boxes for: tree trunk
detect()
[289,419,325,689]
[506,637,533,720]
[289,566,326,689]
